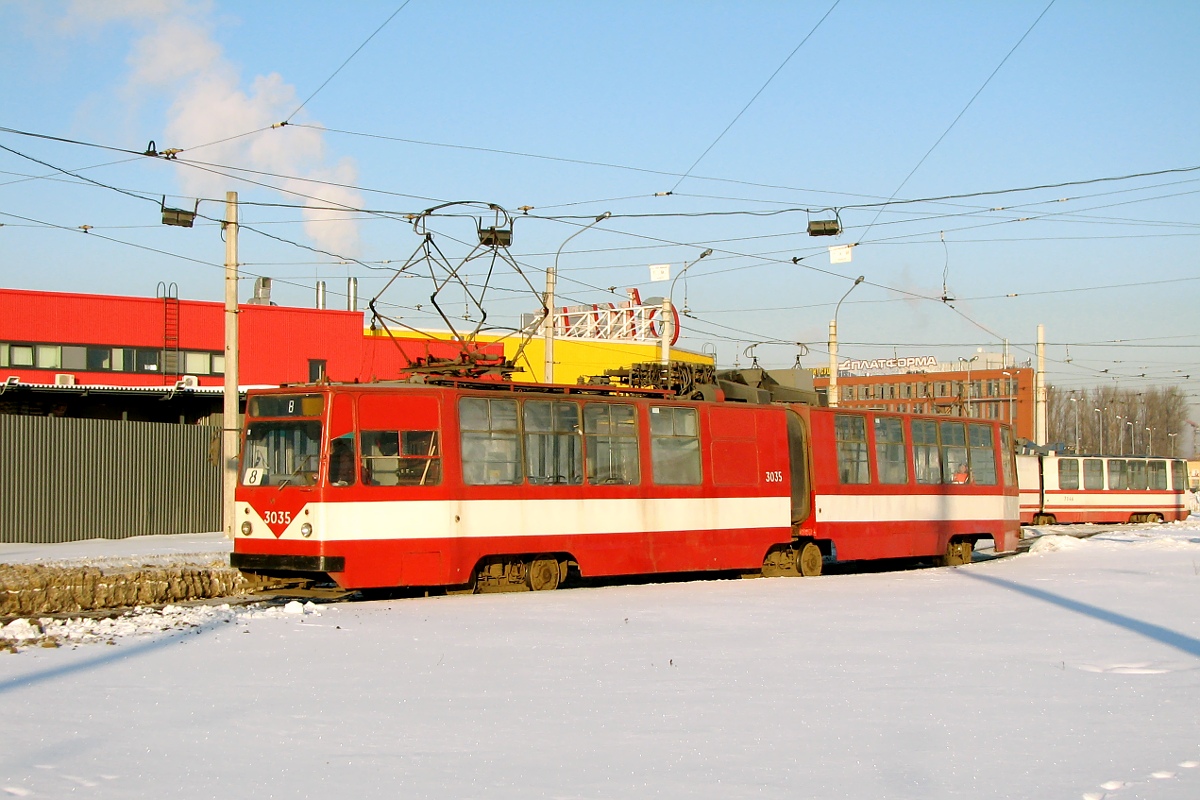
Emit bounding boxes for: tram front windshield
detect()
[241,421,322,487]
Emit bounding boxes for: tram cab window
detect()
[361,429,441,486]
[968,424,997,485]
[650,406,701,485]
[1083,459,1105,490]
[460,398,521,485]
[1058,458,1080,491]
[524,400,583,485]
[1147,460,1167,491]
[584,403,639,485]
[874,416,907,484]
[1107,459,1127,490]
[939,421,968,484]
[240,420,321,487]
[912,419,942,484]
[834,414,871,485]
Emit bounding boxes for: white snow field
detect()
[2,522,1199,799]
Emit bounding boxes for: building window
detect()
[185,352,211,375]
[61,346,87,370]
[308,359,326,382]
[135,349,160,372]
[212,354,225,375]
[35,345,60,369]
[0,343,7,367]
[87,347,112,370]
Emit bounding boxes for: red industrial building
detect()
[812,359,1035,440]
[0,287,500,421]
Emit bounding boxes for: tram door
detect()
[786,410,811,524]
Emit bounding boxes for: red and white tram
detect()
[232,378,1020,592]
[1018,452,1189,525]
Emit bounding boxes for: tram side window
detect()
[524,400,583,485]
[912,419,941,484]
[584,403,639,485]
[1147,461,1167,491]
[874,416,907,484]
[968,424,997,485]
[328,433,357,486]
[1107,459,1127,490]
[650,406,701,485]
[1058,459,1080,491]
[834,414,870,484]
[1083,459,1105,490]
[460,397,521,485]
[361,430,441,486]
[940,421,969,484]
[1000,427,1017,487]
[1127,460,1147,491]
[1171,460,1187,491]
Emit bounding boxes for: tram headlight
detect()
[300,523,313,538]
[240,521,253,536]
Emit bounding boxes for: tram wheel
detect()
[798,542,823,577]
[528,557,561,591]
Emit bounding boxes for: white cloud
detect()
[62,0,363,257]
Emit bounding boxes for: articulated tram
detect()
[232,376,1020,592]
[1018,453,1189,525]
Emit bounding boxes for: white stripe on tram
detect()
[814,493,1017,523]
[242,495,793,542]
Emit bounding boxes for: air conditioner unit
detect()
[180,375,199,389]
[54,373,76,386]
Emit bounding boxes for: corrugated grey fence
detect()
[0,416,222,543]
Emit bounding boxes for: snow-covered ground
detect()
[2,522,1199,799]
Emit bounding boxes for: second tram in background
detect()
[231,368,1021,593]
[1017,451,1189,525]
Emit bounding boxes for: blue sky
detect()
[2,1,1197,431]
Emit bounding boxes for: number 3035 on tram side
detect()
[231,379,1020,592]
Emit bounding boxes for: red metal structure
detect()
[1017,453,1189,525]
[232,378,1020,591]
